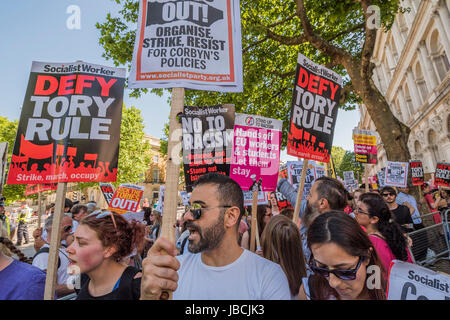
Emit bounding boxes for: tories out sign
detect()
[181,105,235,191]
[7,61,125,185]
[129,0,243,92]
[108,184,145,214]
[286,161,316,200]
[230,114,282,192]
[287,53,342,163]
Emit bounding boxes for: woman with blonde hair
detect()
[0,219,46,299]
[261,215,307,299]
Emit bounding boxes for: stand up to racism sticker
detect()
[129,0,243,92]
[6,61,125,185]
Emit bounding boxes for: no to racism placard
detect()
[384,161,409,188]
[286,161,316,200]
[387,260,450,300]
[7,61,125,185]
[181,105,235,191]
[435,162,450,187]
[409,160,424,186]
[287,53,342,163]
[129,0,243,92]
[99,183,115,205]
[230,114,282,192]
[24,183,58,196]
[108,184,145,214]
[353,128,377,164]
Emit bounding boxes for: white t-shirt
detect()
[32,244,71,285]
[173,249,291,300]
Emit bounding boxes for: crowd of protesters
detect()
[0,172,449,300]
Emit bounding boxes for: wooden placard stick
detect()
[151,87,184,301]
[293,159,309,226]
[254,212,261,250]
[250,188,258,252]
[37,191,42,228]
[44,182,67,300]
[364,164,369,193]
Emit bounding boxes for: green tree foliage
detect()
[0,117,26,204]
[96,0,411,161]
[115,105,151,186]
[331,146,347,172]
[337,151,364,183]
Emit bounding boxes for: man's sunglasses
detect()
[382,192,396,197]
[309,256,364,281]
[186,203,232,220]
[63,225,72,232]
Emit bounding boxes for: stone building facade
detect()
[359,0,450,177]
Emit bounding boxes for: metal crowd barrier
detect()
[407,209,450,267]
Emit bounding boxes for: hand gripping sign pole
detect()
[249,176,262,252]
[293,159,309,226]
[156,87,185,300]
[44,182,67,300]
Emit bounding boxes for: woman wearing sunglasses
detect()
[66,211,145,300]
[299,211,386,300]
[355,193,413,276]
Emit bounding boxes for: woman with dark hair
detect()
[261,215,306,299]
[241,205,272,251]
[66,211,145,300]
[355,193,413,274]
[0,219,46,299]
[299,211,386,300]
[143,206,152,226]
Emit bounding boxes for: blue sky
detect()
[0,0,361,160]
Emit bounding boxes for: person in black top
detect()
[66,210,145,300]
[381,187,414,233]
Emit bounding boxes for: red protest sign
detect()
[24,183,58,196]
[7,61,125,185]
[287,53,342,163]
[409,160,424,186]
[100,183,115,205]
[435,162,450,187]
[108,184,145,214]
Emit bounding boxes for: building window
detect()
[153,170,159,183]
[414,63,428,104]
[153,155,159,164]
[429,30,450,83]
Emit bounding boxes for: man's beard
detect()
[303,201,321,228]
[186,214,226,253]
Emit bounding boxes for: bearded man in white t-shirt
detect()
[141,173,291,300]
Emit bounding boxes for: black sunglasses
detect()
[382,192,395,197]
[309,256,364,281]
[186,203,232,220]
[63,225,73,232]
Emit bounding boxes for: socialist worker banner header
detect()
[7,61,126,184]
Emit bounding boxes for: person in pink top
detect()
[354,193,413,277]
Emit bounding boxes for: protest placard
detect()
[243,190,268,207]
[271,191,292,210]
[230,113,282,192]
[156,185,165,214]
[387,260,450,300]
[384,161,409,188]
[99,183,115,205]
[0,142,7,195]
[129,0,243,92]
[181,104,235,191]
[435,162,450,187]
[314,164,326,179]
[24,183,58,196]
[377,168,386,189]
[286,161,316,200]
[287,53,342,163]
[6,61,125,185]
[352,128,377,164]
[108,184,145,214]
[180,190,190,206]
[409,160,424,186]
